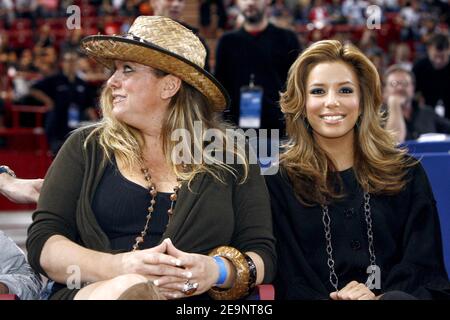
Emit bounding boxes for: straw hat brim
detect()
[80,35,230,111]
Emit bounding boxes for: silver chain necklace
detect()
[321,192,377,291]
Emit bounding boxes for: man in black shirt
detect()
[412,33,450,119]
[384,64,450,143]
[214,0,300,134]
[30,51,98,155]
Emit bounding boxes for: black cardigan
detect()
[266,164,450,299]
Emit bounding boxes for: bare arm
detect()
[0,173,43,204]
[29,89,54,109]
[40,235,185,285]
[385,95,407,143]
[40,235,120,284]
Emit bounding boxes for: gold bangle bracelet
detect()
[207,246,251,300]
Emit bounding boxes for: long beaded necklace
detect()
[132,167,182,251]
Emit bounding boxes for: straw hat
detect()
[80,16,229,111]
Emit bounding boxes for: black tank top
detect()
[92,157,171,251]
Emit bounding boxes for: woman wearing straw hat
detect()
[26,16,275,300]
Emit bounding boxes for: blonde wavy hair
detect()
[280,40,415,205]
[86,69,249,186]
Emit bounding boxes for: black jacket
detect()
[266,164,450,299]
[215,23,300,132]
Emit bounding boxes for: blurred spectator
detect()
[367,50,386,73]
[215,0,300,134]
[111,0,126,12]
[150,0,211,71]
[328,0,346,25]
[342,0,368,26]
[0,0,15,28]
[122,0,140,16]
[359,29,384,58]
[435,0,450,26]
[199,0,227,36]
[99,0,115,16]
[224,1,244,29]
[16,0,38,20]
[33,46,58,76]
[60,28,84,54]
[413,33,450,119]
[102,14,121,35]
[0,31,15,67]
[34,24,55,48]
[418,14,440,48]
[291,0,309,25]
[76,55,108,83]
[393,42,413,71]
[268,0,294,28]
[36,0,59,18]
[0,231,42,300]
[400,0,421,29]
[374,0,399,13]
[29,51,98,155]
[399,0,421,41]
[384,64,450,143]
[10,49,40,105]
[308,0,329,29]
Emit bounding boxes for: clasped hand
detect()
[330,281,377,300]
[118,238,218,299]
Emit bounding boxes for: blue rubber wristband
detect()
[213,256,228,286]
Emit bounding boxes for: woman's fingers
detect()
[164,238,189,261]
[156,280,187,292]
[148,240,168,253]
[344,283,369,300]
[156,239,197,269]
[331,281,356,300]
[157,288,184,300]
[142,251,181,267]
[139,263,191,278]
[331,281,375,300]
[154,276,186,287]
[330,291,339,300]
[358,293,376,300]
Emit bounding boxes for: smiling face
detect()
[305,61,361,146]
[106,61,168,129]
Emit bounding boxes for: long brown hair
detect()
[280,40,414,205]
